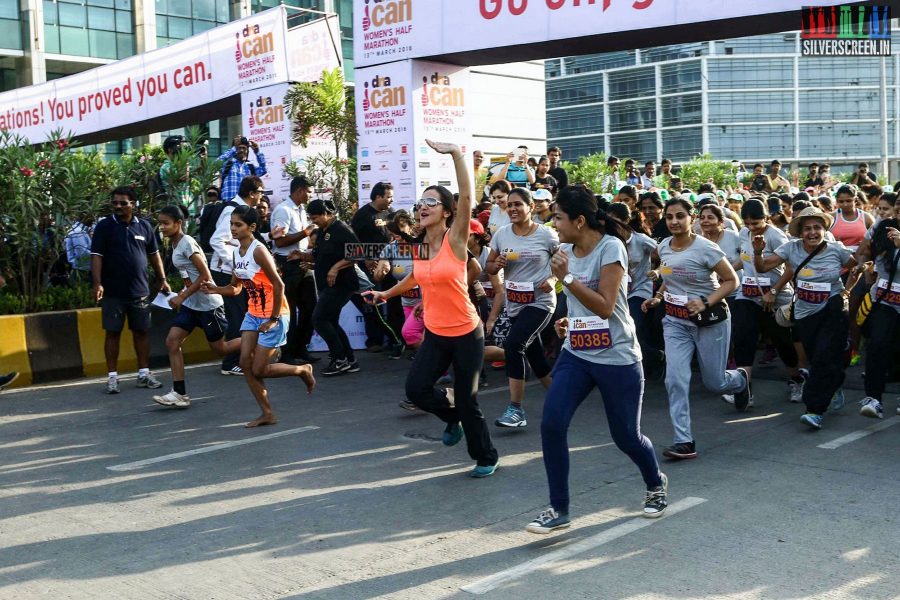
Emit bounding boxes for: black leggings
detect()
[505,306,553,380]
[405,326,498,467]
[864,304,900,400]
[793,296,850,415]
[731,299,798,369]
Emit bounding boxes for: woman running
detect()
[202,206,315,427]
[641,198,750,459]
[854,193,900,419]
[754,206,860,430]
[154,205,236,408]
[527,185,667,535]
[730,199,804,407]
[367,140,499,478]
[485,187,559,428]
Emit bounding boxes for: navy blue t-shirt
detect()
[90,214,159,298]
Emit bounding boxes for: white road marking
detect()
[461,497,707,595]
[817,417,900,449]
[107,426,319,471]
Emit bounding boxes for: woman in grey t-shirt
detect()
[641,199,750,459]
[525,185,667,535]
[754,206,860,430]
[485,187,559,429]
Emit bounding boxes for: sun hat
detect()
[789,206,834,238]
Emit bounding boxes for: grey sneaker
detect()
[153,390,191,408]
[643,473,668,518]
[526,507,571,534]
[136,373,163,389]
[495,404,527,428]
[859,397,884,419]
[788,379,804,403]
[829,388,845,412]
[105,376,120,394]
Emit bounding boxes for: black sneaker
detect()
[662,441,697,460]
[643,472,668,518]
[322,359,350,376]
[296,351,322,364]
[389,343,406,360]
[526,508,571,534]
[345,360,361,373]
[0,371,20,390]
[733,368,751,412]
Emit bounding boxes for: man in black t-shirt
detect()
[90,187,169,394]
[803,163,825,189]
[350,182,394,351]
[547,146,569,190]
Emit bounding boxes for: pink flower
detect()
[139,155,147,164]
[19,167,34,177]
[37,160,51,169]
[55,139,68,151]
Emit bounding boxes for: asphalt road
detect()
[1,354,899,599]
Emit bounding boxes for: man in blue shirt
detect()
[218,135,267,200]
[90,187,170,394]
[490,145,535,189]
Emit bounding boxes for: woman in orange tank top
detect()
[367,140,499,478]
[203,206,315,428]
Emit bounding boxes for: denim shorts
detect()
[240,313,289,348]
[171,306,228,342]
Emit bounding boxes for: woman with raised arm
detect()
[366,140,499,478]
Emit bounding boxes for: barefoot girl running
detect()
[202,206,315,427]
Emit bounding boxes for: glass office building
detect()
[0,0,352,155]
[546,31,900,177]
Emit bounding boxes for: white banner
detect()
[0,7,290,141]
[241,83,293,209]
[411,61,471,201]
[287,16,343,84]
[355,61,416,211]
[353,0,850,68]
[308,303,368,351]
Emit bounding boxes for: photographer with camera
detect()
[490,145,535,189]
[218,135,267,201]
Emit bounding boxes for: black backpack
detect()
[221,159,256,181]
[198,200,238,253]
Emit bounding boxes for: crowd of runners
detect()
[43,136,900,536]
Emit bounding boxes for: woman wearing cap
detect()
[641,198,750,459]
[526,185,667,534]
[366,140,500,478]
[753,206,862,430]
[485,187,560,429]
[731,199,805,407]
[531,189,554,224]
[302,199,362,377]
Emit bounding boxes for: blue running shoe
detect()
[442,423,463,446]
[800,413,823,430]
[829,388,845,413]
[470,461,499,478]
[526,507,570,534]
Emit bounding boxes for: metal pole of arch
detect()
[880,54,889,181]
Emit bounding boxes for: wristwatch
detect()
[562,273,575,287]
[268,316,279,323]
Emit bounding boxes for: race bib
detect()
[506,281,535,304]
[568,316,612,351]
[401,287,421,300]
[875,279,900,307]
[741,276,771,298]
[796,280,830,304]
[664,292,691,320]
[482,281,494,298]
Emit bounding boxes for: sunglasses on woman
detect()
[414,197,441,210]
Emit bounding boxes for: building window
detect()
[607,67,654,101]
[608,99,655,133]
[45,0,135,58]
[563,52,635,75]
[661,94,701,127]
[662,128,702,162]
[548,136,605,161]
[641,43,707,64]
[546,74,603,108]
[610,131,656,161]
[707,58,793,89]
[800,122,882,157]
[799,56,894,87]
[547,106,604,138]
[708,91,793,123]
[660,61,701,93]
[800,89,895,121]
[157,0,229,47]
[709,124,795,159]
[715,33,797,55]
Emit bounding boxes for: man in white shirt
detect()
[209,175,264,375]
[641,161,656,189]
[270,176,319,364]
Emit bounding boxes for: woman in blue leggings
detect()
[526,185,668,535]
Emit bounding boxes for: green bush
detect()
[0,283,94,315]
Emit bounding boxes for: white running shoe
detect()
[788,379,804,403]
[859,397,883,419]
[153,390,191,408]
